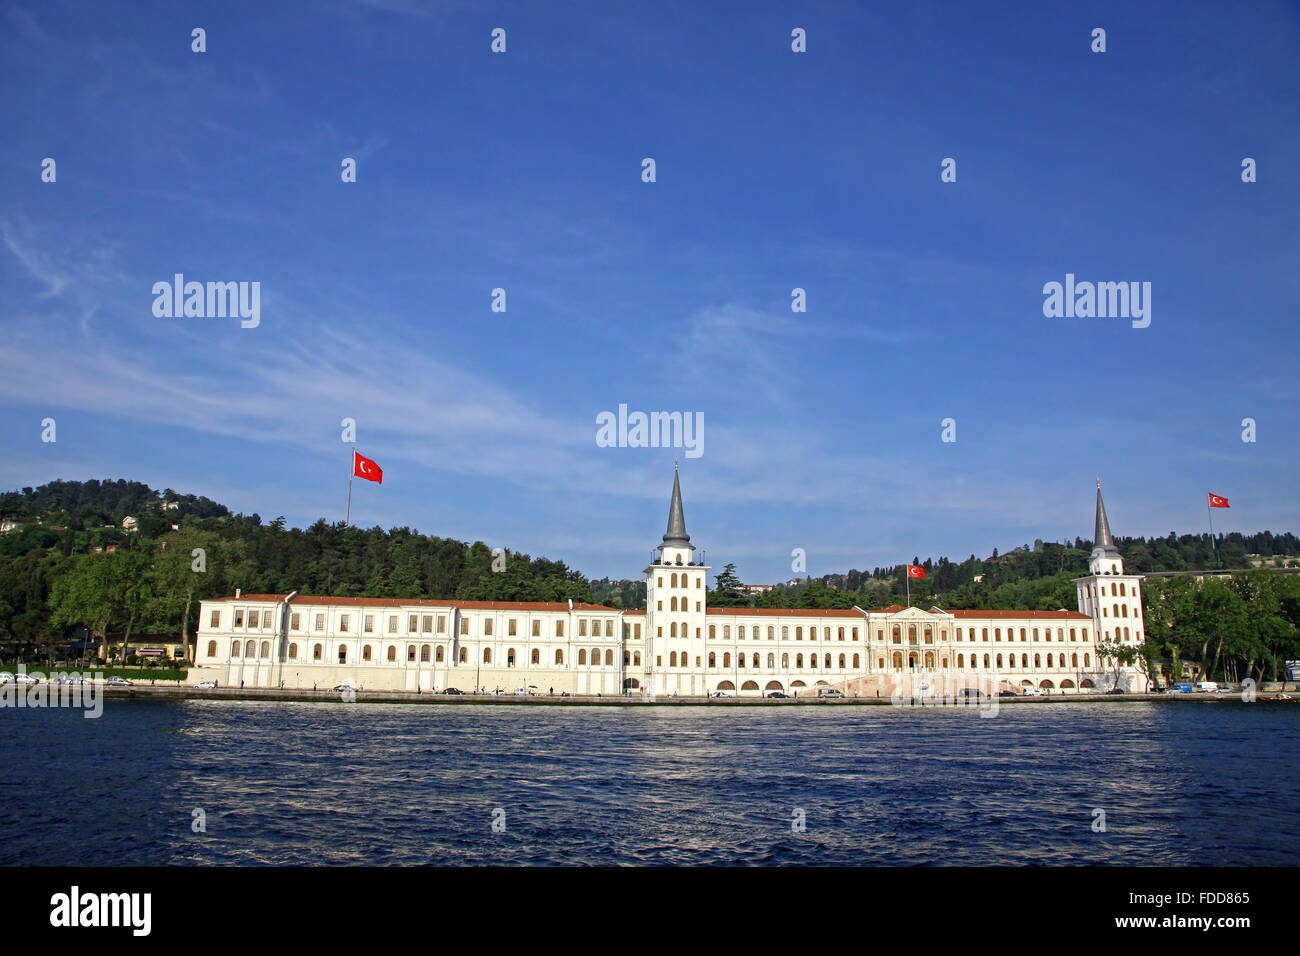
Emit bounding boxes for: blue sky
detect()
[2,0,1298,585]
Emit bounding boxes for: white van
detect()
[1195,681,1218,693]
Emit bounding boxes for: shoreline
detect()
[93,686,1281,706]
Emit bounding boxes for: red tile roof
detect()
[706,607,864,617]
[948,609,1089,620]
[214,595,617,612]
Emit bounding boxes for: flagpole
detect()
[906,569,911,609]
[345,449,354,527]
[1207,495,1216,566]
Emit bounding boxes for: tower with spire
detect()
[1073,480,1148,691]
[643,462,710,696]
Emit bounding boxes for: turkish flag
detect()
[1208,493,1229,508]
[907,564,926,579]
[353,451,383,484]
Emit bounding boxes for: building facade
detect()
[187,471,1148,695]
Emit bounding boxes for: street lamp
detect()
[277,591,298,690]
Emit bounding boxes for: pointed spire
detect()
[661,467,692,550]
[1094,480,1120,556]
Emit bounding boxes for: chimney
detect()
[235,588,241,599]
[568,599,574,611]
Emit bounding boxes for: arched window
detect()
[555,649,564,665]
[709,625,716,638]
[579,649,588,665]
[892,652,903,670]
[837,654,845,668]
[909,625,917,641]
[737,653,745,668]
[207,640,218,657]
[437,646,446,662]
[482,648,492,663]
[781,653,789,668]
[766,653,775,669]
[531,648,540,664]
[259,641,269,658]
[387,645,396,662]
[593,648,602,666]
[670,572,677,587]
[1034,654,1041,668]
[768,626,775,640]
[708,652,716,668]
[983,654,991,668]
[668,652,676,667]
[752,653,760,668]
[313,643,323,661]
[670,596,677,611]
[420,644,431,662]
[288,642,298,660]
[795,654,803,669]
[459,647,468,663]
[363,644,373,661]
[723,652,730,667]
[924,626,932,644]
[958,654,965,668]
[996,654,1004,668]
[231,641,241,658]
[892,626,901,644]
[670,622,677,638]
[338,647,347,664]
[245,640,255,657]
[852,653,860,668]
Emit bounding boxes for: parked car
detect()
[106,676,133,686]
[195,680,218,689]
[1022,687,1044,697]
[1195,681,1219,693]
[442,687,464,695]
[766,691,788,699]
[997,690,1016,698]
[1105,687,1126,695]
[819,689,845,698]
[709,690,733,698]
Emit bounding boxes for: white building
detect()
[187,471,1148,695]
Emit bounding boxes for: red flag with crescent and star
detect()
[353,451,383,484]
[907,564,926,579]
[1208,493,1229,508]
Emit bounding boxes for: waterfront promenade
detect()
[94,685,1292,706]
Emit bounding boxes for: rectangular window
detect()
[555,620,564,637]
[408,615,417,632]
[484,619,494,636]
[532,619,540,637]
[210,610,221,627]
[634,624,641,639]
[460,617,469,635]
[234,610,245,627]
[605,620,613,637]
[508,619,517,636]
[339,615,349,633]
[422,615,433,633]
[315,614,325,631]
[291,612,301,631]
[364,615,374,633]
[388,616,398,633]
[579,620,587,637]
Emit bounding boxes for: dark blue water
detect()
[1,699,1296,865]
